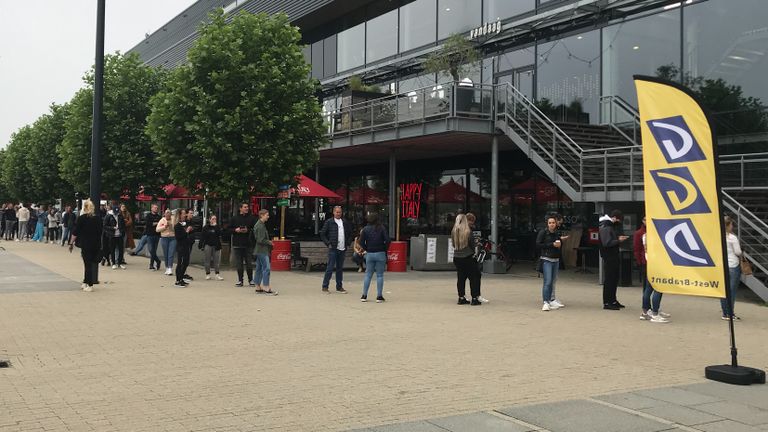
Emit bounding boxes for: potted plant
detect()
[423,34,480,114]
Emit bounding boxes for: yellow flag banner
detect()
[634,76,726,298]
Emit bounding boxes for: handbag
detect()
[740,257,753,276]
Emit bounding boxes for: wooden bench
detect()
[296,241,356,272]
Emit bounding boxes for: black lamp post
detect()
[90,0,105,203]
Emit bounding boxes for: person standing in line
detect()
[157,209,176,275]
[46,208,59,244]
[252,209,275,294]
[4,204,17,240]
[537,215,563,311]
[103,206,126,269]
[722,216,743,321]
[173,209,194,287]
[60,206,74,246]
[142,204,163,270]
[120,204,135,251]
[16,203,29,241]
[359,212,390,303]
[635,217,670,323]
[31,206,44,242]
[0,204,5,239]
[465,212,489,303]
[201,214,224,280]
[451,214,483,306]
[68,200,103,292]
[320,205,352,294]
[230,202,257,287]
[599,210,629,310]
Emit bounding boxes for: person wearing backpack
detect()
[359,212,390,303]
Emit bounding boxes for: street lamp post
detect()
[90,0,105,203]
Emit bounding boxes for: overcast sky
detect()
[0,0,198,148]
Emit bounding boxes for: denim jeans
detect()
[160,237,176,268]
[362,251,387,298]
[720,265,741,317]
[148,235,161,269]
[133,234,148,254]
[641,278,663,313]
[541,259,559,303]
[253,253,271,286]
[60,227,71,245]
[322,248,346,290]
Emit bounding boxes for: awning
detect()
[294,175,341,199]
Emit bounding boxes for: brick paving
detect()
[0,240,766,431]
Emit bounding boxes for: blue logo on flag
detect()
[646,116,706,163]
[650,167,711,215]
[653,218,714,267]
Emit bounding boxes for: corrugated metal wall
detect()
[129,0,334,68]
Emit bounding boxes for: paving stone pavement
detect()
[0,241,766,431]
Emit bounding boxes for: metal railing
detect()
[600,95,640,145]
[719,152,768,190]
[722,191,768,280]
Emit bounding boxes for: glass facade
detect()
[400,0,437,52]
[366,9,398,63]
[337,23,365,72]
[437,0,481,40]
[484,0,534,22]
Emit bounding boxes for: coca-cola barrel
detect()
[271,239,292,271]
[387,241,408,272]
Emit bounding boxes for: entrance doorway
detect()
[495,65,535,101]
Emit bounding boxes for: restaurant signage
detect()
[400,183,423,219]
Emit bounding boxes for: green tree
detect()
[147,11,325,200]
[59,52,167,201]
[2,126,36,202]
[0,150,10,202]
[26,104,75,203]
[423,34,480,82]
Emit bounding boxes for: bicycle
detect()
[479,238,514,272]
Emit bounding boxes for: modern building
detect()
[130,0,767,293]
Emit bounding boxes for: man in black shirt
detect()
[230,202,257,287]
[144,204,162,270]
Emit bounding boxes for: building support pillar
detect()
[485,135,506,273]
[389,151,397,239]
[314,164,320,235]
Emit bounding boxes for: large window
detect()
[367,9,398,63]
[311,41,323,79]
[537,30,600,124]
[602,10,680,108]
[484,0,534,22]
[438,0,481,39]
[323,34,337,77]
[337,23,365,72]
[400,0,436,52]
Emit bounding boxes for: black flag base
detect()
[706,365,766,385]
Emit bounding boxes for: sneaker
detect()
[613,301,626,309]
[470,298,481,306]
[149,266,157,271]
[361,295,367,302]
[658,311,671,318]
[248,282,257,287]
[215,274,224,281]
[83,285,93,292]
[649,313,669,323]
[183,274,194,281]
[376,296,385,303]
[603,303,621,310]
[112,264,118,270]
[80,283,87,291]
[205,274,211,280]
[336,288,347,294]
[542,302,551,311]
[550,299,564,308]
[183,278,192,284]
[164,268,172,275]
[478,296,490,303]
[640,310,651,320]
[174,280,187,287]
[322,288,330,294]
[235,281,243,287]
[457,297,470,305]
[119,264,126,269]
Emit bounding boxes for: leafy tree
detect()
[147,11,326,200]
[1,126,36,202]
[26,104,75,203]
[423,34,480,82]
[59,52,167,201]
[0,150,10,202]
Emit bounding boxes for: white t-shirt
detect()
[335,218,345,250]
[726,233,742,268]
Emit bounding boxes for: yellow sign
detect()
[634,76,726,298]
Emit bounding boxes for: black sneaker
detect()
[376,296,386,303]
[183,274,194,281]
[603,303,621,310]
[613,301,626,308]
[336,288,348,294]
[457,297,470,305]
[149,266,156,271]
[360,295,367,302]
[471,298,482,306]
[174,280,187,287]
[235,281,244,287]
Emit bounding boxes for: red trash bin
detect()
[271,239,292,271]
[387,241,407,272]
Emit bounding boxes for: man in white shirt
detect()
[16,204,30,241]
[320,206,352,293]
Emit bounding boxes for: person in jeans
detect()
[68,200,103,292]
[359,213,390,303]
[156,209,176,275]
[103,206,126,269]
[60,206,74,246]
[320,205,352,294]
[252,209,274,294]
[46,208,59,244]
[173,209,194,287]
[722,216,743,321]
[635,217,670,323]
[16,204,29,241]
[451,214,482,306]
[200,215,224,280]
[230,202,256,287]
[141,204,162,270]
[599,210,629,310]
[537,215,563,311]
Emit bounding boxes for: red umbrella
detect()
[330,186,388,204]
[163,184,204,200]
[293,175,341,199]
[432,179,484,203]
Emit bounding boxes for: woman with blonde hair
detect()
[156,209,177,275]
[451,213,482,305]
[68,200,103,292]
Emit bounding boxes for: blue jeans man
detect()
[322,248,347,292]
[60,226,71,246]
[362,251,387,300]
[132,234,148,255]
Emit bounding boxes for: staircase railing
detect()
[600,95,641,145]
[719,152,768,190]
[722,191,768,283]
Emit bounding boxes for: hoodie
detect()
[598,215,620,258]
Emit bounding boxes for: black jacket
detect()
[320,217,353,250]
[229,213,256,248]
[74,214,103,253]
[175,221,192,247]
[3,208,16,222]
[599,217,620,258]
[144,212,162,236]
[360,225,390,253]
[61,211,75,229]
[200,224,222,249]
[536,228,562,259]
[103,212,126,238]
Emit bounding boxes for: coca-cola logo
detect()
[387,253,399,261]
[297,185,310,194]
[276,253,291,261]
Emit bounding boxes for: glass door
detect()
[495,65,535,100]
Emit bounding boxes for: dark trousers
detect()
[322,248,346,289]
[148,235,161,269]
[232,246,254,282]
[602,253,619,304]
[175,242,191,282]
[101,234,112,264]
[47,227,58,242]
[454,255,482,299]
[110,235,125,264]
[81,249,100,286]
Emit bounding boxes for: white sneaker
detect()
[640,311,651,320]
[119,264,126,269]
[542,302,551,311]
[83,285,93,292]
[658,311,671,318]
[649,313,670,323]
[550,299,565,308]
[215,274,224,281]
[477,296,490,303]
[80,283,87,291]
[164,267,172,275]
[205,275,211,280]
[112,264,118,270]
